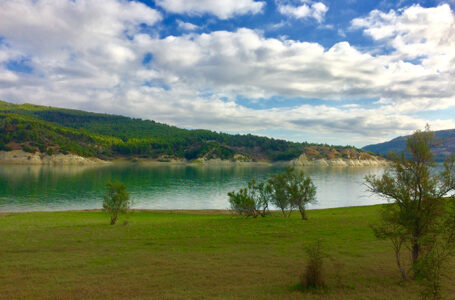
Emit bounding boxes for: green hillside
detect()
[0,100,374,162]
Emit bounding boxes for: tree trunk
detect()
[412,241,419,266]
[110,213,118,225]
[411,241,421,279]
[395,248,407,281]
[299,206,307,220]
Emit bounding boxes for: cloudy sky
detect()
[0,0,454,147]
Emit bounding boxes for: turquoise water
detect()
[0,163,386,212]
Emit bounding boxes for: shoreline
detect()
[0,204,385,215]
[0,150,388,167]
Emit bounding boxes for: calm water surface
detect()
[0,163,386,212]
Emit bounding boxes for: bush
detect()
[268,166,317,218]
[102,181,131,225]
[301,240,327,290]
[228,166,317,219]
[282,166,317,220]
[228,179,270,218]
[267,170,292,216]
[228,188,256,217]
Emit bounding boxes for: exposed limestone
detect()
[0,150,386,167]
[290,154,388,167]
[0,150,108,165]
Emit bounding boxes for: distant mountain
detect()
[0,99,377,162]
[363,129,455,161]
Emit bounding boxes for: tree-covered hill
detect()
[0,100,374,162]
[362,129,455,161]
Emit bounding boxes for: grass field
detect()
[1,206,454,299]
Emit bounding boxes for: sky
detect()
[0,0,455,147]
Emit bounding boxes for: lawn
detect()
[0,206,454,299]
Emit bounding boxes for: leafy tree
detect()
[268,170,293,217]
[103,181,131,225]
[268,166,317,218]
[365,126,455,283]
[283,166,317,220]
[228,179,270,217]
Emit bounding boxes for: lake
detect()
[0,163,386,212]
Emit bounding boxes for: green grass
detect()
[0,206,454,299]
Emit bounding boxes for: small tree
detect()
[268,171,293,217]
[228,179,270,217]
[284,167,317,220]
[103,181,131,225]
[249,179,271,217]
[268,166,317,218]
[229,167,316,219]
[366,126,455,282]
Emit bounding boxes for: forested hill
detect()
[0,100,374,162]
[362,129,455,161]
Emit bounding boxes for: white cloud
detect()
[0,1,454,145]
[352,4,455,62]
[0,0,161,56]
[147,28,455,111]
[351,4,455,108]
[0,68,18,84]
[156,0,265,19]
[278,1,328,22]
[176,20,199,31]
[0,0,161,103]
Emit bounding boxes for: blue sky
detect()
[0,0,454,147]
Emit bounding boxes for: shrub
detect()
[268,166,317,218]
[301,240,327,290]
[229,167,317,219]
[228,179,270,218]
[282,167,317,220]
[103,181,131,225]
[267,170,292,217]
[228,188,256,217]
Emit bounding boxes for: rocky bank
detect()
[0,150,108,165]
[290,154,388,167]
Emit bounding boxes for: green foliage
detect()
[268,169,293,217]
[229,166,316,219]
[102,181,131,225]
[22,144,35,153]
[366,126,455,288]
[415,198,455,299]
[267,166,317,218]
[282,166,317,220]
[0,99,370,161]
[228,179,270,217]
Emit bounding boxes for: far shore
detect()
[0,149,388,167]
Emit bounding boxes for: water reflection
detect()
[0,163,386,212]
